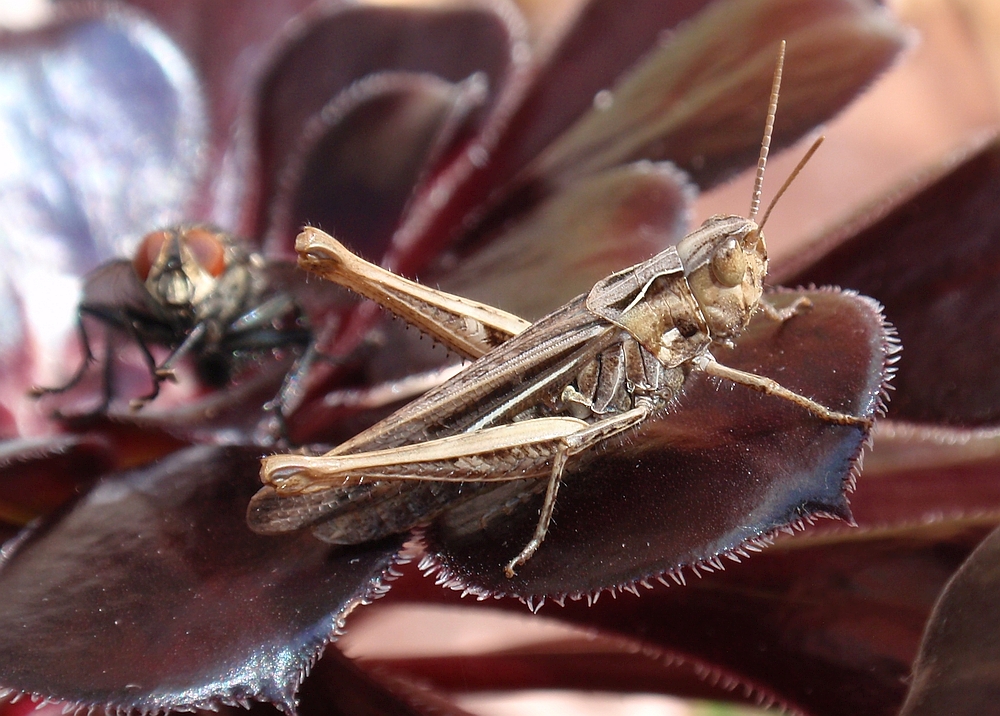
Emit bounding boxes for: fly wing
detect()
[79,260,165,324]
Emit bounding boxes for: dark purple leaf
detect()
[104,0,317,225]
[544,521,992,716]
[477,0,718,186]
[526,0,905,189]
[438,160,694,320]
[388,519,991,716]
[393,0,906,266]
[900,523,1000,715]
[298,649,476,716]
[781,135,1000,427]
[269,72,479,261]
[846,435,1000,529]
[419,289,893,597]
[253,1,529,257]
[0,446,404,713]
[362,631,788,708]
[0,435,112,531]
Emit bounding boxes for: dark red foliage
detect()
[14,1,1000,715]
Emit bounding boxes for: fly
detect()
[31,225,316,424]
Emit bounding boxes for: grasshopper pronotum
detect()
[248,42,869,577]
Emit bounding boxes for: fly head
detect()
[132,226,255,324]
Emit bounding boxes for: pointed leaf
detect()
[253,2,529,256]
[267,73,475,260]
[783,135,1000,426]
[477,0,719,186]
[438,161,694,320]
[421,289,893,597]
[529,0,907,189]
[900,523,1000,715]
[0,446,404,714]
[0,434,112,529]
[843,424,1000,529]
[111,0,317,224]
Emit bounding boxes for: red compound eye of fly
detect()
[183,227,228,277]
[132,229,170,280]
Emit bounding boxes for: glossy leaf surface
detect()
[0,446,403,713]
[421,290,893,597]
[0,6,205,275]
[439,160,694,320]
[900,523,1000,715]
[783,136,1000,427]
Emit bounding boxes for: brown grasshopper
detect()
[248,42,869,577]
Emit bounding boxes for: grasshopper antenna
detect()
[758,135,824,231]
[749,40,785,223]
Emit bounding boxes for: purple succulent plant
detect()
[0,1,995,714]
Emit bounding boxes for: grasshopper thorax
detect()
[676,214,767,342]
[132,226,255,322]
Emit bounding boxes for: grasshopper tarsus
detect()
[759,295,812,322]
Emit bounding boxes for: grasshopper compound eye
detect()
[710,237,747,288]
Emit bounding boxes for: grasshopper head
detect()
[676,214,767,342]
[133,226,249,319]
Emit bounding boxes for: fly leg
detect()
[262,337,318,444]
[48,328,114,419]
[218,292,317,443]
[28,313,96,397]
[504,402,652,577]
[125,321,208,410]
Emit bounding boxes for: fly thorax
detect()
[676,215,767,341]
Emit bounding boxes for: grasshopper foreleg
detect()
[693,354,869,427]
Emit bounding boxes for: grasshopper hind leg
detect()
[505,403,652,577]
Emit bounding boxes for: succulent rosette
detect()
[0,0,994,714]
